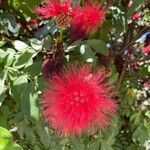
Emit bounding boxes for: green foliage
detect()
[0,0,149,149]
[0,126,23,150]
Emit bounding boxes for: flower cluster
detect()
[36,0,106,34]
[36,0,74,27]
[42,64,117,135]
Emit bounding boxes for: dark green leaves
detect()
[87,39,109,56]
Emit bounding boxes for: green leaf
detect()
[21,82,39,120]
[13,40,28,51]
[127,0,144,19]
[71,138,85,150]
[0,12,20,37]
[11,143,23,150]
[30,38,42,51]
[43,35,52,50]
[80,44,97,64]
[4,48,16,67]
[132,126,149,144]
[35,121,51,148]
[101,116,120,150]
[13,51,33,69]
[11,75,28,102]
[87,39,108,56]
[0,116,7,128]
[0,49,9,66]
[109,73,119,84]
[0,127,23,150]
[87,139,100,150]
[0,72,7,107]
[0,127,12,140]
[24,60,42,76]
[0,41,6,48]
[0,139,12,150]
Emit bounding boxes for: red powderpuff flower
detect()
[42,64,117,135]
[36,0,74,27]
[131,12,141,21]
[72,3,106,34]
[142,44,150,53]
[143,82,150,88]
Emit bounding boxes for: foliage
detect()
[0,0,150,150]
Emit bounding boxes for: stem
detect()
[59,27,64,42]
[116,55,128,91]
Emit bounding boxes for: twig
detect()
[116,55,128,90]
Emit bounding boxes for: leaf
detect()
[4,48,16,67]
[87,39,109,56]
[11,75,28,102]
[80,44,97,64]
[34,20,57,39]
[24,60,42,76]
[110,6,127,36]
[35,121,51,148]
[0,49,7,59]
[24,126,36,144]
[87,139,100,150]
[132,126,149,144]
[21,82,39,120]
[126,0,144,19]
[13,40,29,52]
[71,138,85,150]
[0,127,12,140]
[43,35,52,50]
[0,41,6,48]
[11,143,23,150]
[109,73,119,84]
[0,139,12,150]
[13,51,33,69]
[0,12,20,36]
[0,72,7,107]
[30,38,42,51]
[0,127,22,150]
[101,116,120,150]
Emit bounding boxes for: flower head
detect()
[131,12,141,21]
[72,3,106,34]
[42,64,117,135]
[36,0,74,27]
[142,44,150,53]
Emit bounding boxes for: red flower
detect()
[131,12,141,21]
[142,44,150,53]
[42,64,117,135]
[36,0,75,27]
[72,3,106,34]
[143,82,150,88]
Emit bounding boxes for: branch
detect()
[116,57,128,91]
